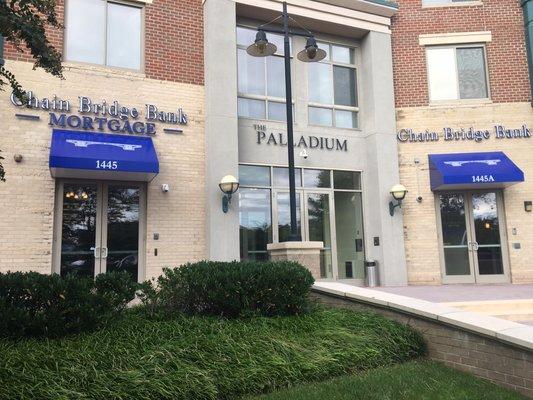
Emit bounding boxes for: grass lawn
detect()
[0,307,424,400]
[250,360,527,400]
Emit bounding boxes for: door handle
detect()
[101,247,108,259]
[91,246,101,258]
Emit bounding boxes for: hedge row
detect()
[0,261,314,338]
[0,271,136,338]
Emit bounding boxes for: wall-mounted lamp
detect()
[13,154,23,163]
[525,201,532,212]
[389,184,408,216]
[219,175,239,213]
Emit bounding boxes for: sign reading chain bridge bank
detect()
[11,91,188,135]
[398,125,531,143]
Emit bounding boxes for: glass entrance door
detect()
[438,191,509,284]
[59,183,101,278]
[306,193,333,279]
[55,181,144,281]
[273,190,334,279]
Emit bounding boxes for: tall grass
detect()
[0,307,426,400]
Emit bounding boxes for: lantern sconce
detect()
[219,175,240,213]
[525,201,532,212]
[389,184,408,216]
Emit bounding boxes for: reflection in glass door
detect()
[438,191,508,283]
[276,192,302,243]
[472,193,504,276]
[103,185,141,281]
[55,181,144,281]
[60,184,100,278]
[439,193,472,279]
[306,193,333,279]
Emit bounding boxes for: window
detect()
[237,26,291,122]
[238,165,365,280]
[65,0,142,70]
[308,42,358,129]
[427,46,489,101]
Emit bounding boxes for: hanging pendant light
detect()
[246,30,277,57]
[297,36,326,62]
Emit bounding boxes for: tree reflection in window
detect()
[106,186,140,281]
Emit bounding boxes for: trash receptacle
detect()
[365,260,378,287]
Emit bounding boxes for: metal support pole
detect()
[282,2,300,241]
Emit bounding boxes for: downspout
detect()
[0,35,4,68]
[0,0,4,68]
[522,0,533,106]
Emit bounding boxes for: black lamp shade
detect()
[246,30,277,57]
[297,36,327,62]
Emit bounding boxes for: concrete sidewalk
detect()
[374,284,533,302]
[372,284,533,326]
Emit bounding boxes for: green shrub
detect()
[94,270,138,311]
[0,271,137,338]
[139,261,314,318]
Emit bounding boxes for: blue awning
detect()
[49,129,159,181]
[429,152,524,191]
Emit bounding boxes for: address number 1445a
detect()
[96,160,118,170]
[472,175,495,183]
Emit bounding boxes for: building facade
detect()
[0,0,206,280]
[205,0,408,285]
[393,0,533,284]
[1,0,532,286]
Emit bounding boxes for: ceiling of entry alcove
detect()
[235,3,386,40]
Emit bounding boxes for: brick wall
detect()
[312,291,533,398]
[392,0,530,107]
[397,103,533,285]
[0,60,206,278]
[3,0,204,86]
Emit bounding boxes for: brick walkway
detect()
[373,284,533,326]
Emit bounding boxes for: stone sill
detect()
[312,282,533,352]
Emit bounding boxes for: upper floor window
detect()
[236,26,290,122]
[307,42,358,129]
[65,0,142,70]
[426,45,489,101]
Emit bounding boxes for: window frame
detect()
[64,0,145,72]
[236,25,294,123]
[307,41,360,130]
[237,163,365,273]
[426,43,491,104]
[421,0,482,8]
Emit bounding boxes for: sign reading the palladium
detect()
[255,124,348,152]
[397,125,531,143]
[10,91,188,135]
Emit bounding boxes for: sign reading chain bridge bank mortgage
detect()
[11,91,188,135]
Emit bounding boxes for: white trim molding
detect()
[419,31,492,46]
[235,0,394,34]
